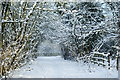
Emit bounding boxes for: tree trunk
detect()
[0,1,2,48]
[0,1,2,77]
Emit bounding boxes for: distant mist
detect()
[38,40,61,56]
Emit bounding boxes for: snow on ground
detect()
[10,56,118,78]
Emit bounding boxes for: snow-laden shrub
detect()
[58,2,119,69]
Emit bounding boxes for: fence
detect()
[91,52,119,70]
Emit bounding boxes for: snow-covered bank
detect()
[10,56,118,78]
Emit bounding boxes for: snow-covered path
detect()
[11,56,118,78]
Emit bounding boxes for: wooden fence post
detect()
[118,52,120,80]
[108,55,110,69]
[103,55,104,63]
[116,52,118,70]
[116,51,119,70]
